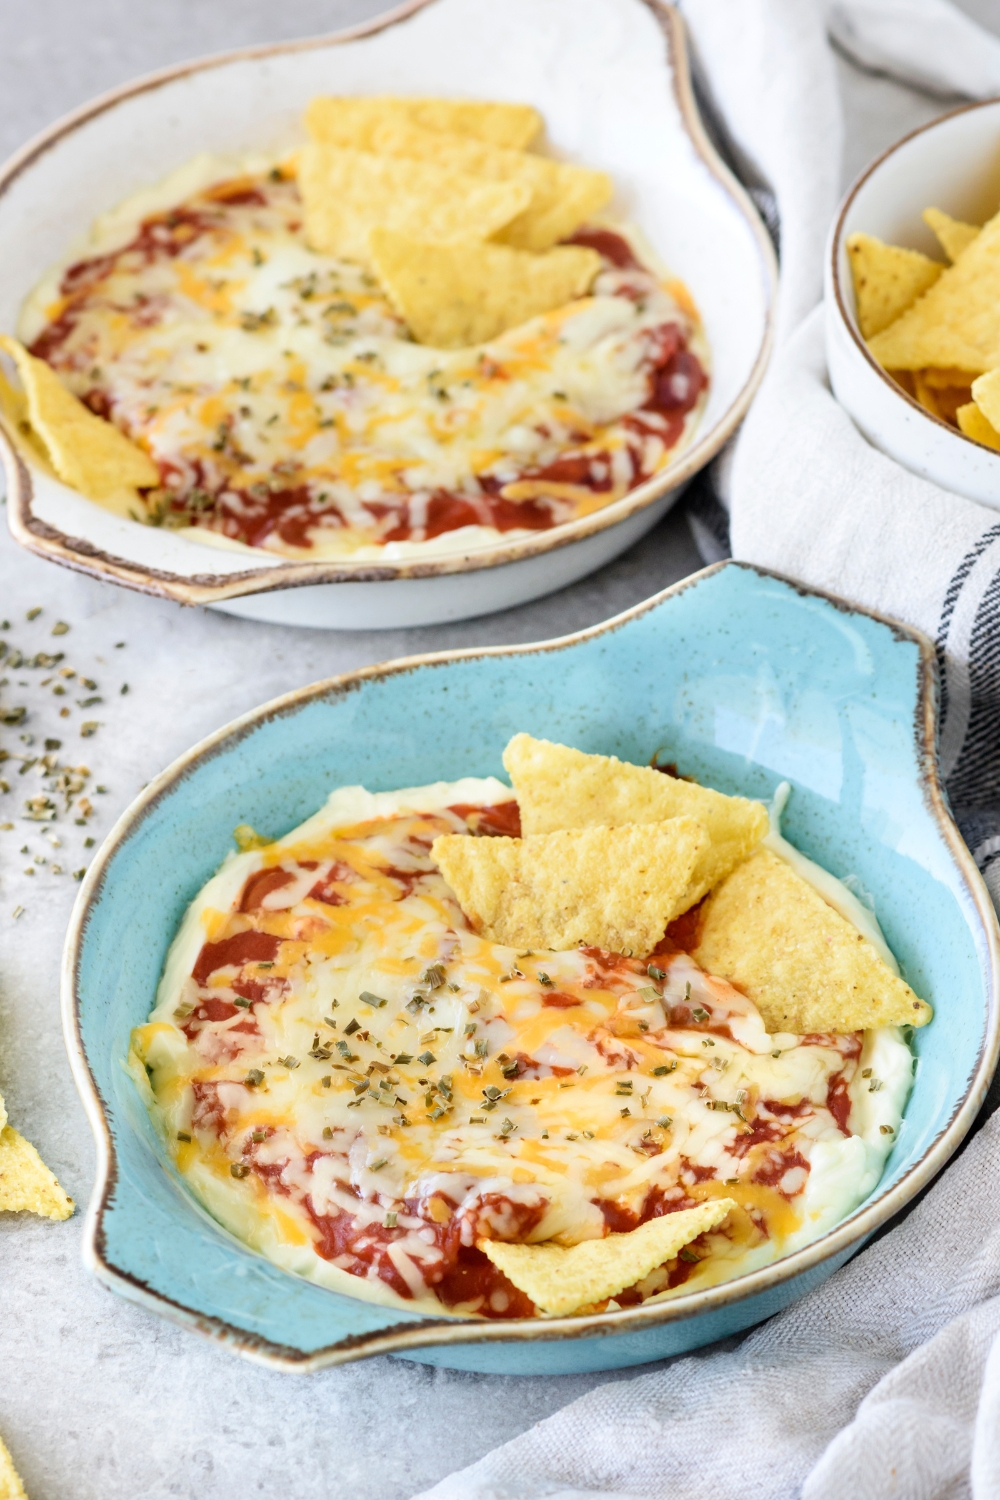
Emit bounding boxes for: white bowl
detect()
[0,0,775,629]
[827,98,1000,508]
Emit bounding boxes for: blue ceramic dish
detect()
[63,561,1000,1375]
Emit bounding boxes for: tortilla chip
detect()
[0,336,158,516]
[351,119,611,253]
[911,368,972,425]
[0,1432,28,1500]
[432,817,706,956]
[691,847,931,1035]
[845,233,942,340]
[0,365,64,477]
[369,229,600,348]
[299,144,531,264]
[500,166,612,254]
[970,366,1000,430]
[305,95,542,152]
[867,207,1000,373]
[923,206,980,263]
[480,1200,734,1316]
[503,735,768,912]
[911,369,943,420]
[958,398,1000,452]
[0,1123,74,1220]
[0,366,27,434]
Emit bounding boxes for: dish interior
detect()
[72,564,994,1362]
[0,0,769,583]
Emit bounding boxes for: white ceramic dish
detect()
[827,98,1000,509]
[0,0,775,630]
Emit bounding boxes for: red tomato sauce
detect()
[191,930,281,985]
[447,801,522,838]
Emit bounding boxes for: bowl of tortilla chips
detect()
[64,561,1000,1373]
[827,98,1000,506]
[0,0,775,630]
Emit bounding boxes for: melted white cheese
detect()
[135,774,912,1318]
[19,151,709,560]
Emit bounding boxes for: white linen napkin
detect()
[412,3,1000,1496]
[417,1107,1000,1499]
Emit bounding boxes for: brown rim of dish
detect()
[0,0,777,606]
[830,94,1000,450]
[61,559,1000,1371]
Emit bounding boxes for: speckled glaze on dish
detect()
[826,98,1000,508]
[0,0,776,630]
[62,561,1000,1374]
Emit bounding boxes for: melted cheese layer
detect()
[20,154,708,560]
[134,777,911,1319]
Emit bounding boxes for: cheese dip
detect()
[20,157,708,562]
[132,777,911,1319]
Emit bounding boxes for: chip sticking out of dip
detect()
[845,232,942,340]
[691,847,932,1034]
[480,1199,735,1316]
[0,335,158,514]
[345,119,611,253]
[299,144,531,263]
[305,94,543,151]
[0,1091,74,1221]
[0,1431,28,1500]
[370,229,601,348]
[503,734,768,911]
[923,206,980,263]
[432,817,706,954]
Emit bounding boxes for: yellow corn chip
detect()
[480,1200,734,1316]
[369,229,600,348]
[432,817,706,956]
[305,95,542,152]
[299,144,531,264]
[692,847,931,1035]
[0,336,158,516]
[970,366,1000,430]
[354,118,611,253]
[911,368,972,425]
[845,232,942,340]
[0,1124,74,1220]
[921,366,975,390]
[923,206,980,263]
[500,168,612,254]
[958,398,1000,451]
[910,369,941,420]
[0,1432,28,1500]
[503,734,769,913]
[867,206,1000,373]
[0,366,27,436]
